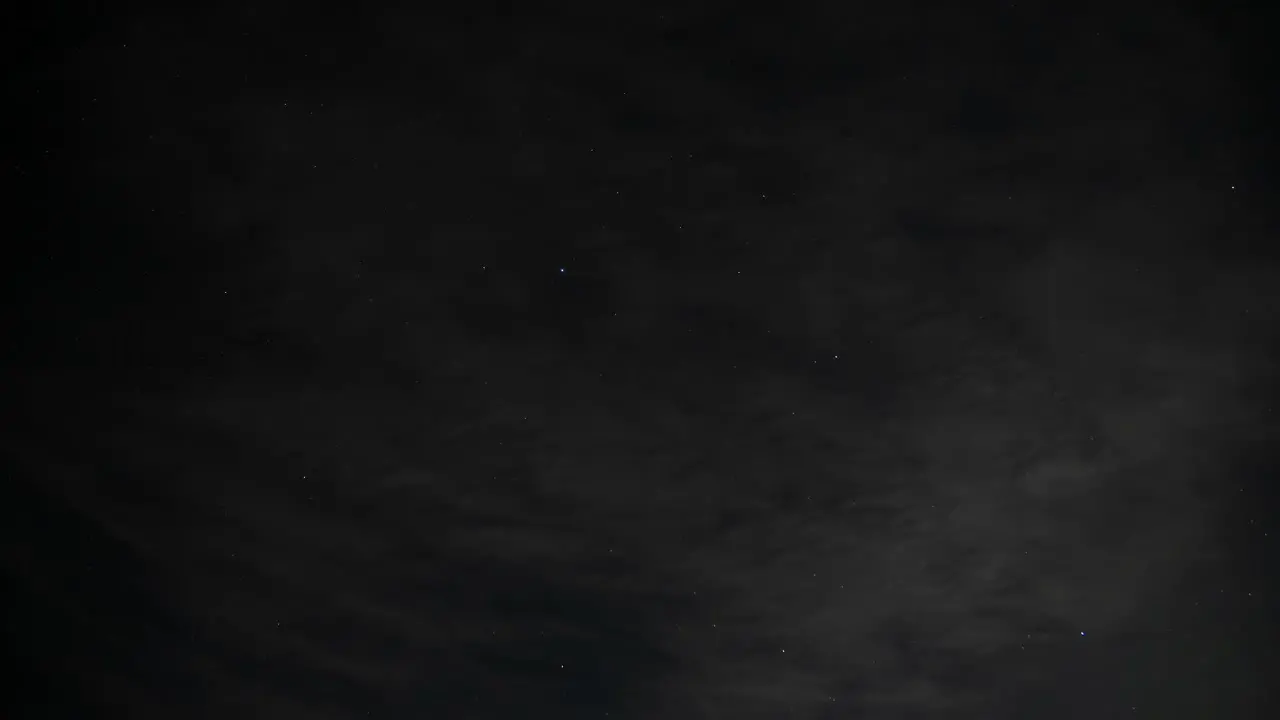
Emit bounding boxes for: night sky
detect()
[8,1,1280,717]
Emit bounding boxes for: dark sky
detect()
[7,1,1279,717]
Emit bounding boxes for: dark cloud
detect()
[8,1,1279,718]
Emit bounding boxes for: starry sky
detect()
[7,1,1280,718]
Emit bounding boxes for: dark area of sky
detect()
[6,0,1279,717]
